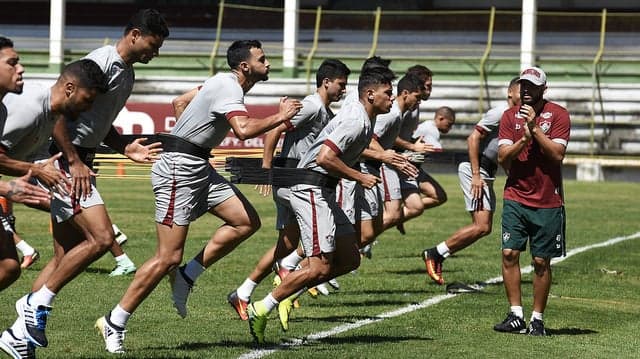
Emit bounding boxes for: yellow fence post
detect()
[210,0,226,75]
[367,7,382,58]
[478,6,495,114]
[590,8,607,157]
[305,6,323,94]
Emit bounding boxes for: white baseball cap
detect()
[519,66,546,86]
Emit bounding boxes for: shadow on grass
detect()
[84,267,112,275]
[547,327,599,335]
[146,339,255,352]
[308,334,434,345]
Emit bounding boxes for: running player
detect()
[247,66,395,345]
[95,40,302,354]
[0,196,39,268]
[0,58,109,357]
[228,59,351,321]
[423,77,520,285]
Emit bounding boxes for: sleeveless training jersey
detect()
[498,100,570,208]
[1,83,54,161]
[171,72,248,150]
[298,101,373,175]
[68,45,134,149]
[280,92,333,160]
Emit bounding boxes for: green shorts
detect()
[501,200,566,259]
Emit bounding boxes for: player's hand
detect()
[4,170,51,206]
[470,173,485,200]
[124,137,164,164]
[390,154,419,178]
[358,173,380,189]
[412,136,436,153]
[32,152,71,196]
[254,184,272,197]
[68,158,96,200]
[520,104,535,139]
[279,96,303,119]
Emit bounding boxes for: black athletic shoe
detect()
[493,313,527,334]
[528,318,547,336]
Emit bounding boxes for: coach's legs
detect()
[531,256,552,314]
[501,248,522,307]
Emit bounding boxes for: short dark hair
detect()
[315,59,351,88]
[124,9,170,38]
[0,36,14,50]
[358,67,396,97]
[62,59,109,93]
[397,73,425,95]
[361,56,391,72]
[407,64,433,82]
[436,106,456,120]
[227,40,262,70]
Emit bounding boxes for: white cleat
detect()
[0,328,35,359]
[169,267,193,318]
[95,316,126,354]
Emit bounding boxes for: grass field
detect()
[1,172,639,358]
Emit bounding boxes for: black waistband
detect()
[272,157,300,168]
[271,168,339,189]
[364,160,382,169]
[157,133,211,161]
[49,143,96,167]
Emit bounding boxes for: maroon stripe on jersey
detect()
[225,110,249,120]
[323,139,342,155]
[283,119,294,131]
[372,133,380,141]
[162,175,178,226]
[309,189,321,256]
[475,125,487,135]
[336,180,343,207]
[0,144,6,154]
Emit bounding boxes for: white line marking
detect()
[239,231,640,359]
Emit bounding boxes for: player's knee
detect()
[531,257,550,275]
[502,249,519,265]
[476,222,492,237]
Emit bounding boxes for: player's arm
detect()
[527,111,569,163]
[362,137,417,177]
[103,126,163,164]
[172,87,199,121]
[467,127,487,199]
[317,143,379,189]
[0,171,51,206]
[227,96,302,140]
[394,135,434,153]
[261,122,289,169]
[0,150,68,195]
[52,116,95,198]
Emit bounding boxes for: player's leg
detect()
[418,171,447,209]
[97,222,189,353]
[401,189,424,222]
[107,240,136,277]
[0,228,20,291]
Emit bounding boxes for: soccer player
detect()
[493,67,570,336]
[0,58,109,358]
[0,36,52,299]
[423,77,521,285]
[95,40,302,354]
[247,66,395,345]
[228,59,351,321]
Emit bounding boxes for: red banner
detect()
[113,102,280,149]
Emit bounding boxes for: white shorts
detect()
[152,152,237,226]
[274,186,295,230]
[290,184,353,257]
[458,162,496,212]
[380,163,401,201]
[37,157,105,224]
[339,178,382,223]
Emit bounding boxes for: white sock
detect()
[109,304,131,328]
[30,285,56,307]
[183,259,205,282]
[280,250,304,271]
[262,293,279,312]
[531,311,543,322]
[115,254,133,265]
[15,240,35,256]
[436,242,450,258]
[510,305,524,319]
[236,278,257,301]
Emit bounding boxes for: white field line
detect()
[239,231,640,359]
